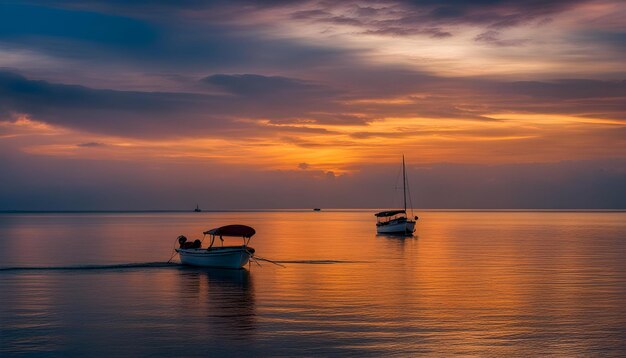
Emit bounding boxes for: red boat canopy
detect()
[203,224,256,238]
[374,210,406,217]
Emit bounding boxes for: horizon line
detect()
[1,209,625,214]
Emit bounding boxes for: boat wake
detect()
[0,262,177,272]
[0,260,365,272]
[273,260,365,264]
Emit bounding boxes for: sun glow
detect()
[8,110,624,175]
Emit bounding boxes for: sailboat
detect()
[375,155,418,235]
[194,204,202,212]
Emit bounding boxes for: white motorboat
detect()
[375,155,418,235]
[176,224,256,269]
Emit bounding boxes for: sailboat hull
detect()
[376,221,416,235]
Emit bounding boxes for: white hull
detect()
[376,221,416,235]
[176,247,252,269]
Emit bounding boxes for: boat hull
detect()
[376,221,416,235]
[176,247,252,269]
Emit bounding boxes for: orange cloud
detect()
[5,110,623,175]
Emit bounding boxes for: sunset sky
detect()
[1,0,625,210]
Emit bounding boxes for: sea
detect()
[1,210,625,356]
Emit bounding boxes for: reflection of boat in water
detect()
[377,232,419,241]
[176,225,256,269]
[179,266,252,288]
[193,204,202,212]
[178,267,256,335]
[375,155,418,235]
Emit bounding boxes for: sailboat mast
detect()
[402,155,407,212]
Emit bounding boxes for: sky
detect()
[0,0,625,210]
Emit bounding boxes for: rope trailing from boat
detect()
[166,250,178,264]
[166,236,182,264]
[244,247,285,268]
[250,254,286,268]
[255,256,286,268]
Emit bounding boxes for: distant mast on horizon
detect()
[194,204,202,212]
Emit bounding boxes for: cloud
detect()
[0,1,359,87]
[76,142,106,147]
[3,69,402,134]
[103,0,598,29]
[495,79,626,100]
[2,69,625,144]
[362,27,452,38]
[402,0,588,28]
[474,30,529,46]
[0,70,350,136]
[0,3,158,47]
[1,0,623,93]
[0,70,216,136]
[281,0,591,40]
[202,74,327,97]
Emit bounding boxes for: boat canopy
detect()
[204,224,256,238]
[374,210,406,217]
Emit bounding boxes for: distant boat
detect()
[375,155,418,235]
[313,208,321,211]
[193,204,202,212]
[176,225,256,269]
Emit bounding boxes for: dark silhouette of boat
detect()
[194,204,202,212]
[375,155,418,235]
[176,225,256,268]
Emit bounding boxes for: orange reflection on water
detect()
[1,211,625,355]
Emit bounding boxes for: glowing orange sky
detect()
[3,110,624,174]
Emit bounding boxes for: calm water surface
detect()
[1,211,625,356]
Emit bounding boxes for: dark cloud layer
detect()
[286,0,589,38]
[0,70,211,135]
[0,2,354,75]
[69,0,587,33]
[474,30,528,46]
[2,70,625,139]
[4,0,598,61]
[0,3,157,46]
[202,74,329,97]
[405,0,587,27]
[0,70,359,134]
[76,142,106,147]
